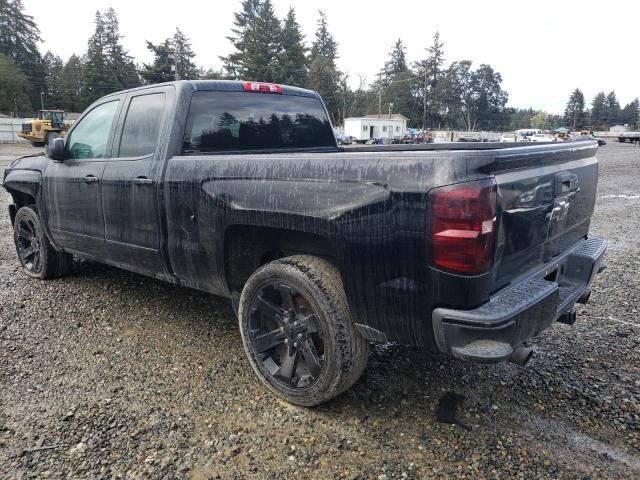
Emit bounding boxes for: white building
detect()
[609,124,628,133]
[344,114,408,142]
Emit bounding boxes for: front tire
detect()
[13,206,72,279]
[238,255,369,406]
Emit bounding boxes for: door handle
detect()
[83,175,99,184]
[133,176,154,186]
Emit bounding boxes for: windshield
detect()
[38,111,63,122]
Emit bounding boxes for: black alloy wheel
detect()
[16,216,42,273]
[247,282,325,390]
[13,206,72,280]
[239,255,369,406]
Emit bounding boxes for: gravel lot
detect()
[0,142,638,479]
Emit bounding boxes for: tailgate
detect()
[491,142,599,290]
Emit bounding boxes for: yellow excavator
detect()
[18,110,71,147]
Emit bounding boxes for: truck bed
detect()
[163,139,599,346]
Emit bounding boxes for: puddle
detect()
[600,194,640,200]
[436,392,470,430]
[511,408,640,472]
[121,327,137,338]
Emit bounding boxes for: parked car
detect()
[335,132,352,145]
[456,134,485,142]
[499,133,520,143]
[530,133,558,142]
[4,80,606,406]
[515,128,542,139]
[402,133,433,144]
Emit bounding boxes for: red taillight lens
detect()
[244,82,282,94]
[428,179,497,274]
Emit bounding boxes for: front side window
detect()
[118,93,165,158]
[67,101,119,160]
[183,91,335,152]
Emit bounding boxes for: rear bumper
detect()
[432,236,607,362]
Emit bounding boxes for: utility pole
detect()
[170,49,179,81]
[377,71,382,118]
[422,63,427,132]
[40,91,44,110]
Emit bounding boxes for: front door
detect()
[44,98,121,256]
[101,89,170,274]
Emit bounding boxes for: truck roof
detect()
[100,80,320,100]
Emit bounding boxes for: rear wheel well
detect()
[224,226,337,294]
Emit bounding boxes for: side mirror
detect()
[47,137,66,161]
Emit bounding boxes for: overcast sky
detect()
[23,0,640,114]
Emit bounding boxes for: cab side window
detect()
[118,93,165,158]
[67,101,119,160]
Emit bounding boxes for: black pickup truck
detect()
[3,81,606,406]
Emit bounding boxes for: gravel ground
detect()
[0,142,638,479]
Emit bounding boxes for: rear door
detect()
[101,87,172,274]
[44,97,122,256]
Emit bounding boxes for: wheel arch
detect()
[5,169,62,251]
[4,169,41,205]
[223,224,342,300]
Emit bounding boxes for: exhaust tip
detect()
[507,346,534,366]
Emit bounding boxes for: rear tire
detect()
[13,206,72,279]
[238,255,369,406]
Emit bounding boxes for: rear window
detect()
[183,91,335,153]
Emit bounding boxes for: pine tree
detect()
[198,67,225,80]
[384,39,408,77]
[620,99,639,128]
[310,11,338,59]
[59,54,87,112]
[375,39,414,123]
[221,0,282,82]
[590,92,607,128]
[0,0,44,109]
[0,52,31,114]
[605,91,620,126]
[141,39,175,84]
[86,9,139,102]
[278,8,307,86]
[173,28,198,80]
[222,0,260,78]
[563,88,586,129]
[471,64,508,130]
[415,32,445,129]
[85,11,111,102]
[308,11,341,124]
[42,51,64,108]
[103,8,140,89]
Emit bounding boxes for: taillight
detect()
[244,82,282,94]
[428,179,497,275]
